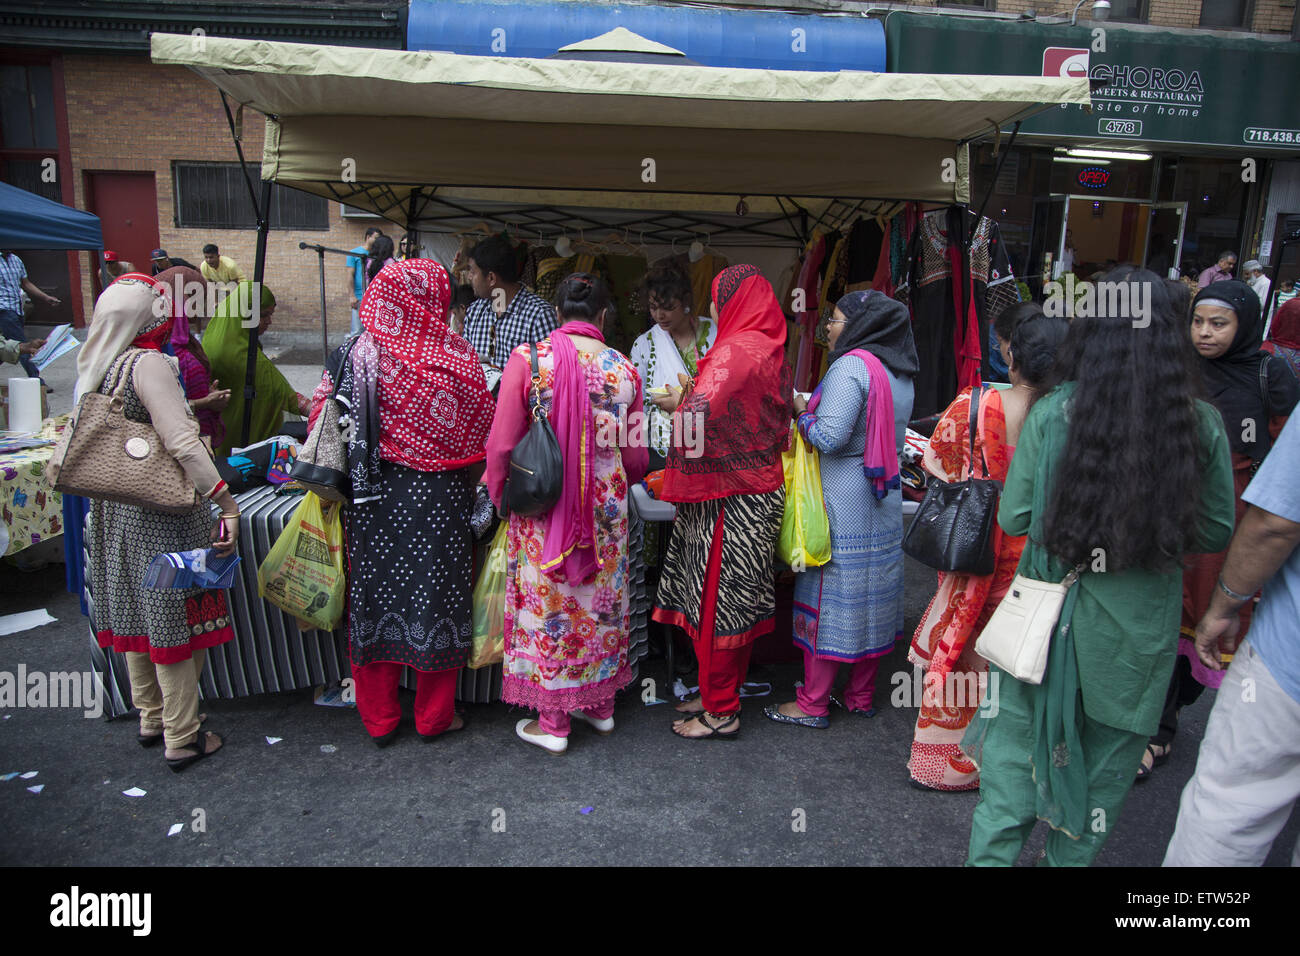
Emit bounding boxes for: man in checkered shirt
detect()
[0,250,60,380]
[462,235,557,375]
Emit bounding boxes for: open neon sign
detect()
[1077,167,1111,189]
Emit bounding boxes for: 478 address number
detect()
[1244,127,1300,144]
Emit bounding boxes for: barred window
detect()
[1200,0,1252,29]
[172,161,328,230]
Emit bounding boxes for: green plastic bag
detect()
[777,428,832,572]
[468,522,509,669]
[257,492,346,631]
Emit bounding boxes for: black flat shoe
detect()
[763,704,829,729]
[372,728,399,749]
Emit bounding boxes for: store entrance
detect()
[1027,194,1187,289]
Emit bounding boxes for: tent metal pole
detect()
[968,121,1020,246]
[308,244,329,366]
[241,178,274,449]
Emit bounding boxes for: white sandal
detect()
[515,718,567,754]
[569,710,615,735]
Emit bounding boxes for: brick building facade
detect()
[63,54,375,334]
[0,0,404,332]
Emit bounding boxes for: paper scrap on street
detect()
[27,784,43,793]
[30,324,79,372]
[1,772,20,781]
[0,609,57,636]
[167,824,183,837]
[19,771,38,779]
[579,806,594,815]
[313,684,355,708]
[643,696,668,706]
[265,736,282,745]
[122,787,146,797]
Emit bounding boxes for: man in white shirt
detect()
[1243,259,1273,329]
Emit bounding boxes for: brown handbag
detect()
[48,350,201,514]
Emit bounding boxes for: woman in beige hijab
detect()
[76,274,241,772]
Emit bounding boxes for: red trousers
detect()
[350,660,457,738]
[697,639,753,716]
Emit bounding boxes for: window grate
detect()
[172,162,328,230]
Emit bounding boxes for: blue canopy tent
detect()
[0,181,102,613]
[0,180,103,251]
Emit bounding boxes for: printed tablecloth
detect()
[1,415,68,556]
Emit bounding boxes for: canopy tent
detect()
[150,31,1089,444]
[150,33,1090,243]
[0,181,103,251]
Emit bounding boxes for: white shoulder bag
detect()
[974,564,1085,685]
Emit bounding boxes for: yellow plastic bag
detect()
[777,428,832,571]
[257,492,346,631]
[468,523,508,669]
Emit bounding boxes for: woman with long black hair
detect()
[965,266,1237,866]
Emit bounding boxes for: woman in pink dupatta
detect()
[152,265,229,448]
[484,274,648,754]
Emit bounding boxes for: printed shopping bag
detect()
[257,492,346,631]
[777,429,832,572]
[468,523,508,669]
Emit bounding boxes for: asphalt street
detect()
[4,329,1296,866]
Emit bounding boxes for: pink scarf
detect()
[809,348,899,499]
[539,320,604,584]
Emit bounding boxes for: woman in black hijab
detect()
[766,291,918,729]
[1140,278,1299,778]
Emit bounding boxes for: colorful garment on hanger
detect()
[898,207,1016,419]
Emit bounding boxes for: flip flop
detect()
[673,711,740,741]
[138,712,207,748]
[165,731,222,773]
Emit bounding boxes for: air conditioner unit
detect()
[339,203,383,220]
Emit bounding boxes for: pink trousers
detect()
[796,648,880,717]
[538,699,616,738]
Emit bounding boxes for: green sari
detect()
[201,282,299,457]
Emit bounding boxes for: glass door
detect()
[1144,201,1188,279]
[1026,195,1068,300]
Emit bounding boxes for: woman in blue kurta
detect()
[766,291,918,728]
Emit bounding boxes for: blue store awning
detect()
[0,181,103,251]
[407,0,886,73]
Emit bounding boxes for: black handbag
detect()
[902,384,1001,575]
[505,340,564,517]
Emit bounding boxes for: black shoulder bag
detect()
[505,340,564,517]
[902,384,1001,575]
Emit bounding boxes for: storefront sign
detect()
[887,14,1300,151]
[1076,167,1110,189]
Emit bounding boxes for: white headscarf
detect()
[74,276,171,404]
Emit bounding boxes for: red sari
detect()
[908,385,1024,791]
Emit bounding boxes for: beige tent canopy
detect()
[151,32,1089,241]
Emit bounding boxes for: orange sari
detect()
[907,385,1025,791]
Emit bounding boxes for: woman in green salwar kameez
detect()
[964,267,1237,866]
[201,282,310,457]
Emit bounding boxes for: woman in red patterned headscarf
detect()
[652,264,793,740]
[331,258,495,747]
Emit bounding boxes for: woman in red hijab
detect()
[1262,297,1300,381]
[652,264,793,739]
[336,259,495,746]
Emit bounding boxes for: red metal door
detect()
[84,171,158,298]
